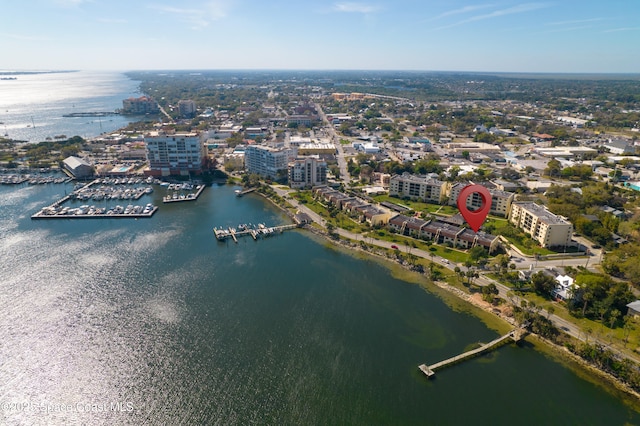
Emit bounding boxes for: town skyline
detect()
[2,0,639,73]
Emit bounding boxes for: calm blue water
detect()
[0,71,141,142]
[0,182,638,425]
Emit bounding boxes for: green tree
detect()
[544,158,562,177]
[530,271,556,297]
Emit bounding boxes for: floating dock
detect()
[163,184,205,203]
[213,223,298,242]
[419,328,525,379]
[31,205,158,219]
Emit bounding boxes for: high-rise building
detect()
[288,156,327,189]
[244,145,295,180]
[144,131,205,176]
[178,100,197,118]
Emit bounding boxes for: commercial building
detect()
[297,143,336,155]
[288,156,328,189]
[62,156,94,178]
[244,145,295,180]
[508,202,573,248]
[122,96,159,114]
[389,173,449,203]
[144,132,205,177]
[533,147,597,159]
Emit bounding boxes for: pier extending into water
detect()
[419,327,526,378]
[214,223,299,242]
[235,188,256,197]
[163,184,205,203]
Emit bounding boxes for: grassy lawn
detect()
[363,228,470,263]
[372,194,458,216]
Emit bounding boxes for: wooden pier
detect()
[213,223,298,242]
[419,328,525,379]
[235,188,256,197]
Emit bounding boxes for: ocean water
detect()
[0,71,141,143]
[0,182,638,425]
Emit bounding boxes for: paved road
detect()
[314,103,350,185]
[270,185,640,364]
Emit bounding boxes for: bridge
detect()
[419,327,526,379]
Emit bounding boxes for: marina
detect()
[213,223,299,242]
[30,176,159,219]
[32,203,158,219]
[0,173,70,185]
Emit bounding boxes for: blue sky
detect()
[2,0,639,73]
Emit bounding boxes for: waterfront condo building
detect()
[508,202,573,248]
[244,145,295,180]
[122,96,159,114]
[288,156,328,189]
[389,173,449,204]
[144,131,205,177]
[448,182,515,217]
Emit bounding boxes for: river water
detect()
[0,181,638,425]
[0,71,141,143]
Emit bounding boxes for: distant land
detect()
[1,69,640,81]
[0,70,77,76]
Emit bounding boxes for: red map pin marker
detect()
[457,184,492,232]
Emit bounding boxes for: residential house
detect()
[626,300,640,318]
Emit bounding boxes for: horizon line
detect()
[2,68,640,77]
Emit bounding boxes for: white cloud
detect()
[602,27,640,33]
[435,3,549,30]
[542,25,596,34]
[545,18,606,27]
[431,4,496,21]
[53,0,92,7]
[333,2,380,14]
[149,1,233,30]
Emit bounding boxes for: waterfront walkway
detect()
[419,327,525,378]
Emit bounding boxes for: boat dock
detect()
[213,223,298,242]
[419,328,525,378]
[235,188,256,197]
[163,184,205,203]
[32,203,158,219]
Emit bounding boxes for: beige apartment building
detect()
[448,183,515,217]
[508,202,573,248]
[389,173,449,204]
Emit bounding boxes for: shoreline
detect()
[254,186,640,408]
